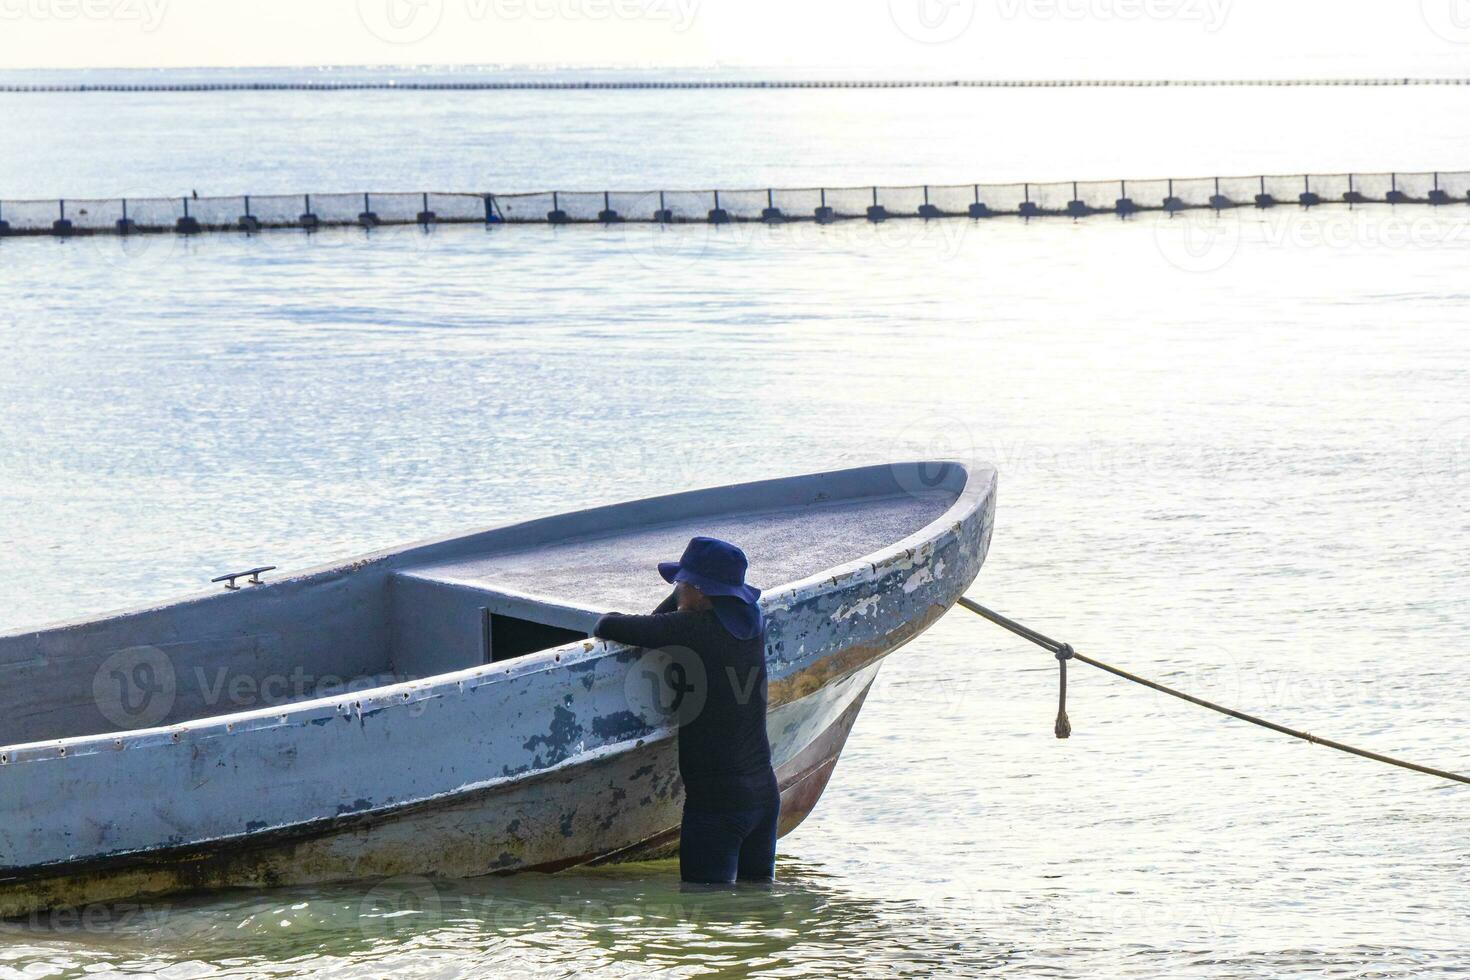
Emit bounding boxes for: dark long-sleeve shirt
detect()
[594,593,778,812]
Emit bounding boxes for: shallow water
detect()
[0,70,1467,977]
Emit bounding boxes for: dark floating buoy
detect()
[597,192,620,223]
[1299,176,1320,208]
[175,197,200,234]
[1162,180,1184,212]
[1115,183,1137,216]
[1209,177,1232,210]
[299,195,319,231]
[238,196,260,232]
[707,191,730,224]
[653,191,672,223]
[1067,182,1092,218]
[1019,183,1040,218]
[968,202,990,218]
[917,186,940,219]
[53,200,74,235]
[416,192,436,225]
[115,199,136,235]
[1342,190,1367,204]
[1253,177,1275,208]
[761,189,783,222]
[1426,172,1454,206]
[358,193,378,227]
[815,189,834,223]
[547,191,569,224]
[866,187,886,222]
[1386,173,1407,204]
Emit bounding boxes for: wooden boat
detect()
[0,461,995,916]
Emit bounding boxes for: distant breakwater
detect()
[3,77,1469,94]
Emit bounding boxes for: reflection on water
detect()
[0,862,1012,978]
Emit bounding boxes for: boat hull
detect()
[2,656,881,917]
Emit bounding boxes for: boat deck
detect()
[403,490,955,610]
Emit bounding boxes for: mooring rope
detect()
[955,596,1469,787]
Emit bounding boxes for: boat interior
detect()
[0,463,970,748]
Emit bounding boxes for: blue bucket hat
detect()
[659,536,764,640]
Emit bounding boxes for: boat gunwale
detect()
[0,460,994,762]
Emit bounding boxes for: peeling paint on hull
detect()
[2,661,877,915]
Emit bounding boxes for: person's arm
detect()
[594,608,688,649]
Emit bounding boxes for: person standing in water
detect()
[593,536,779,885]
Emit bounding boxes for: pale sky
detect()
[0,0,1468,74]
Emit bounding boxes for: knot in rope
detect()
[1053,643,1073,739]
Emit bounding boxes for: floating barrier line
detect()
[955,597,1469,787]
[1,169,1468,237]
[2,77,1469,94]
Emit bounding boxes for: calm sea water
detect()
[1,70,1468,978]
